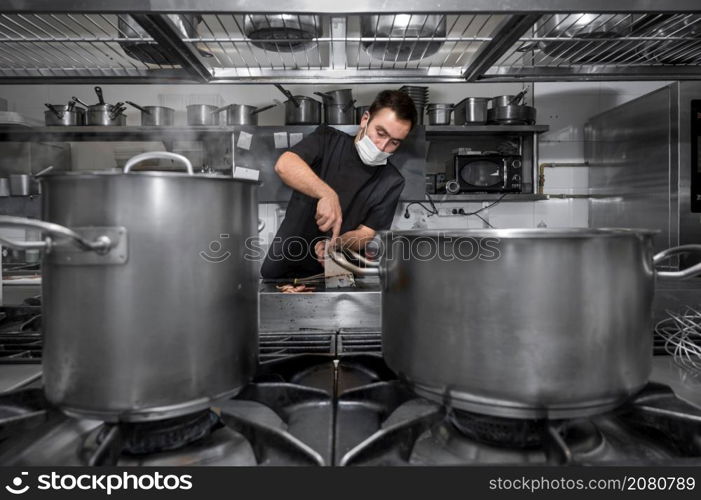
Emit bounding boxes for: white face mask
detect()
[354,125,393,166]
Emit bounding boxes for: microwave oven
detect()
[446,154,522,194]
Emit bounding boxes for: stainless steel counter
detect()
[0,365,41,393]
[259,277,381,332]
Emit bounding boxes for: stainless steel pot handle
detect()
[342,99,357,113]
[250,103,278,116]
[0,216,113,254]
[328,247,380,276]
[125,100,150,114]
[123,152,194,175]
[210,105,228,115]
[258,219,266,233]
[654,245,701,279]
[345,248,380,267]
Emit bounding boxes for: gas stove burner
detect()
[448,409,546,449]
[98,410,222,455]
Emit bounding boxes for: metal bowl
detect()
[534,13,635,63]
[244,15,322,52]
[487,105,537,125]
[361,15,446,62]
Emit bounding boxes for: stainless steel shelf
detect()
[427,193,547,202]
[0,124,361,141]
[425,124,549,134]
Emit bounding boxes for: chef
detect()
[261,90,416,279]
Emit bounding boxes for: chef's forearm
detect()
[338,228,375,252]
[274,152,336,200]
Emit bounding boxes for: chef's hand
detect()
[316,193,342,241]
[314,240,327,265]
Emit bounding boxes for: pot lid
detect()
[39,170,260,184]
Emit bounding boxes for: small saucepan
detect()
[44,102,86,126]
[186,104,220,126]
[73,87,126,126]
[126,101,175,126]
[211,103,278,126]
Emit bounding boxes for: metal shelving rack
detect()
[0,1,700,83]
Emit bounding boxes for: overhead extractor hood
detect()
[0,2,699,83]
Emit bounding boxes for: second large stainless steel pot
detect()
[330,229,701,419]
[0,152,259,422]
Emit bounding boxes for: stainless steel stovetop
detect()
[1,305,700,466]
[0,354,700,466]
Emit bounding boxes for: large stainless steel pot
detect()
[329,229,701,419]
[0,152,260,422]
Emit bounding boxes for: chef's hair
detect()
[367,90,417,129]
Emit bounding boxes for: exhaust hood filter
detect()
[361,15,446,62]
[118,14,211,65]
[243,15,322,52]
[533,13,635,64]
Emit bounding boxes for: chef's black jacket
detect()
[260,124,405,279]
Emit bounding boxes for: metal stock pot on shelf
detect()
[329,229,701,419]
[0,152,261,422]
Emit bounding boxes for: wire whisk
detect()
[655,306,701,373]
